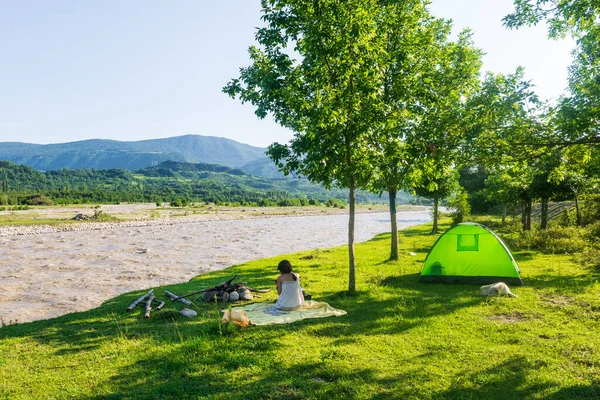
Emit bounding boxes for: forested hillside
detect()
[0,160,410,206]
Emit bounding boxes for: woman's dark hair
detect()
[277,260,297,280]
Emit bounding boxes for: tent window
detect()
[457,234,479,251]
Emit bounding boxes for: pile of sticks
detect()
[125,289,165,318]
[124,275,270,318]
[170,275,270,303]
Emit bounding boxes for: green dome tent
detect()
[419,222,523,285]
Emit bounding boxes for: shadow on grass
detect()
[512,251,536,261]
[434,355,600,400]
[74,345,598,400]
[79,346,571,400]
[367,233,392,242]
[523,273,599,291]
[304,273,482,343]
[81,355,387,399]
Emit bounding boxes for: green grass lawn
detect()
[1,220,599,399]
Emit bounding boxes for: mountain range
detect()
[0,135,281,177]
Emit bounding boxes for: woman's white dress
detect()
[275,279,304,311]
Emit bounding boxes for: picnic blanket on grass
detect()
[228,300,347,326]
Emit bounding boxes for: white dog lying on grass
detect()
[480,282,518,298]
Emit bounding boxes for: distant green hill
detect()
[0,135,271,172]
[241,157,285,178]
[0,160,398,206]
[136,160,247,177]
[133,161,383,203]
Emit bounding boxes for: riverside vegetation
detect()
[0,160,413,207]
[1,217,598,399]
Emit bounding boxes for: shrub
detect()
[580,194,600,225]
[277,198,302,207]
[92,210,118,222]
[23,194,53,206]
[572,248,600,270]
[171,198,189,207]
[588,221,600,239]
[508,226,590,254]
[447,190,470,225]
[326,198,345,208]
[258,199,274,207]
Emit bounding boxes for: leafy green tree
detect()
[484,168,521,224]
[506,2,600,148]
[224,0,393,292]
[499,3,600,228]
[484,163,535,230]
[370,11,482,251]
[458,165,501,214]
[545,144,600,225]
[530,151,571,229]
[463,69,555,229]
[364,0,432,259]
[413,166,459,234]
[401,29,482,234]
[447,188,471,226]
[505,1,599,39]
[465,69,548,166]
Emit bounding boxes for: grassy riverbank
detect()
[1,220,599,399]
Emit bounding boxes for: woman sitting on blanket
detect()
[275,260,304,311]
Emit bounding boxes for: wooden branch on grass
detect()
[144,295,155,318]
[171,289,204,301]
[225,282,247,293]
[248,288,271,293]
[126,289,154,312]
[215,274,237,290]
[164,290,192,306]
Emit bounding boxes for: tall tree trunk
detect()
[388,188,398,260]
[574,194,581,226]
[540,197,548,230]
[432,197,439,234]
[502,204,507,225]
[348,182,356,294]
[521,201,527,231]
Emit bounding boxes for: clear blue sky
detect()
[0,0,575,147]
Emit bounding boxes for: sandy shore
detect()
[0,204,431,324]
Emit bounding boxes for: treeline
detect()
[457,163,600,229]
[0,160,406,206]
